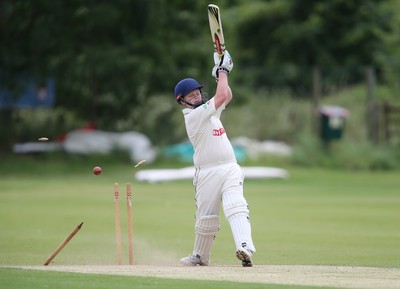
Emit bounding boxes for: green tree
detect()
[0,0,213,149]
[234,0,393,93]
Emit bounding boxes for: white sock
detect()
[228,213,256,252]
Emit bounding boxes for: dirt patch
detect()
[12,265,400,289]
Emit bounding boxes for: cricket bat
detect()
[208,4,225,58]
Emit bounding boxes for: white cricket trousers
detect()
[191,162,256,259]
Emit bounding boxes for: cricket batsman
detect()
[174,50,256,267]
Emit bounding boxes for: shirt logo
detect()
[213,128,225,136]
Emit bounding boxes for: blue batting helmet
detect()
[174,78,203,103]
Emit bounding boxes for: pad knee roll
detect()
[195,215,220,236]
[223,192,249,220]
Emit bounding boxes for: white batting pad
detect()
[193,215,220,260]
[228,213,256,253]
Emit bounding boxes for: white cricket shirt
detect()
[182,98,236,167]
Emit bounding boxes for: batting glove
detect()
[211,50,234,80]
[220,50,233,73]
[213,51,221,66]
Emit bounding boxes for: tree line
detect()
[0,0,398,150]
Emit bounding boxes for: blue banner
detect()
[0,78,55,108]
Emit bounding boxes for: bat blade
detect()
[208,4,225,58]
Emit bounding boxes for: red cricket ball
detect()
[93,166,102,175]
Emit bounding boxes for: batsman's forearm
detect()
[215,72,232,107]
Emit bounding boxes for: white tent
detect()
[135,166,289,183]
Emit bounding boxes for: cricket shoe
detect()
[236,247,253,267]
[180,254,209,266]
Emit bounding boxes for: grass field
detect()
[0,154,399,288]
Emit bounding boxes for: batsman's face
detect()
[184,89,202,105]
